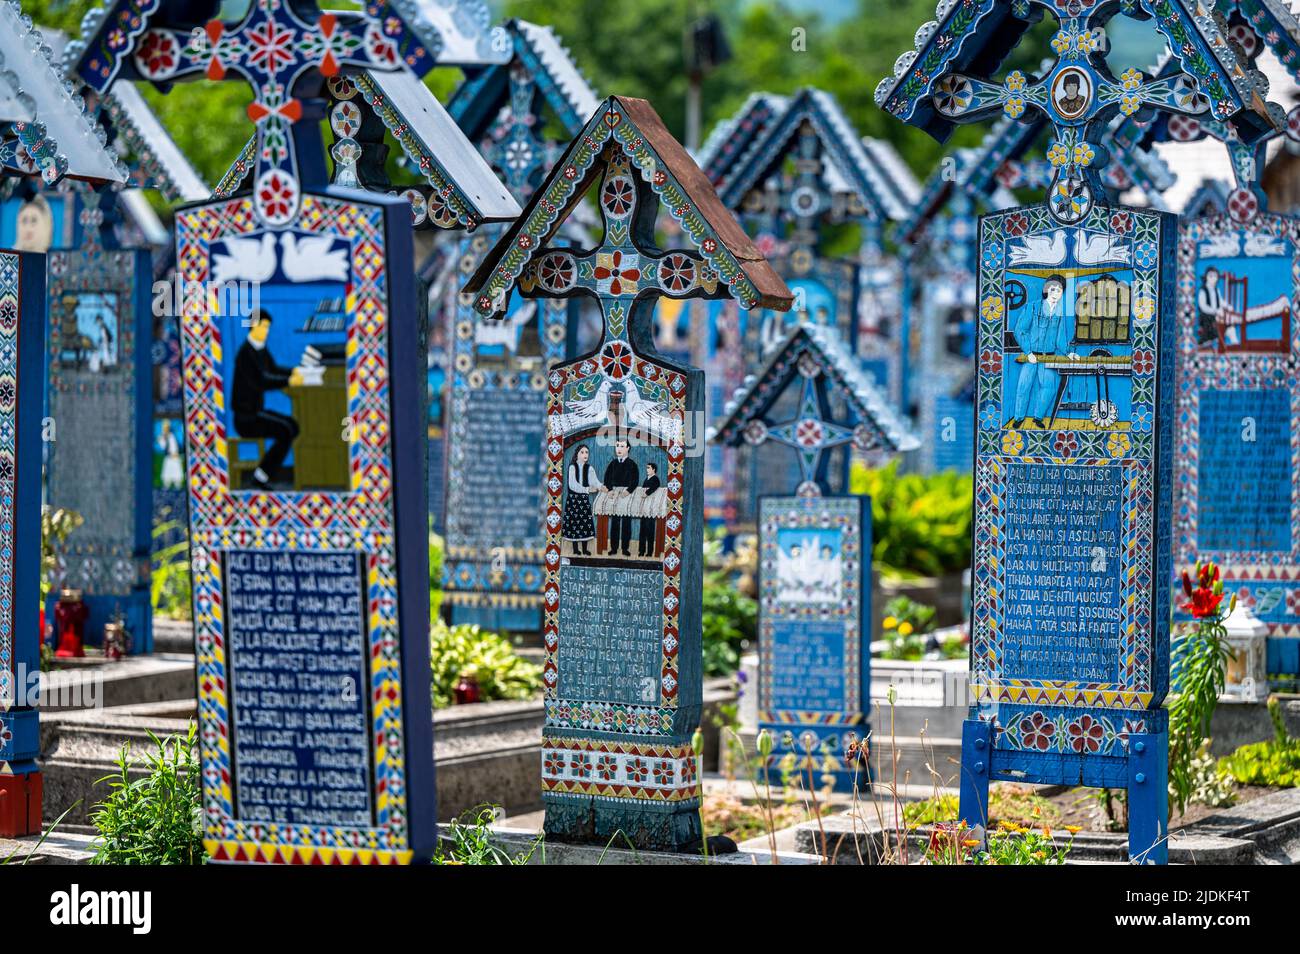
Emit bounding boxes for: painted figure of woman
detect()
[563,444,598,555]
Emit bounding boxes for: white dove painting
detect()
[211,233,277,285]
[280,233,349,283]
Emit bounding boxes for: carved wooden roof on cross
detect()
[119,0,417,225]
[465,96,791,357]
[878,0,1275,225]
[710,321,919,494]
[1114,3,1300,223]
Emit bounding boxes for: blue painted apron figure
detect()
[1008,275,1078,428]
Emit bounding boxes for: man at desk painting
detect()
[1006,274,1078,429]
[231,309,323,489]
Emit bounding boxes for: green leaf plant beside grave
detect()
[429,620,543,709]
[702,533,758,676]
[150,517,192,621]
[850,461,972,579]
[41,506,85,605]
[1219,696,1300,788]
[90,725,204,866]
[1167,561,1235,816]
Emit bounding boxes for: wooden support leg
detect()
[1127,730,1168,864]
[958,718,993,844]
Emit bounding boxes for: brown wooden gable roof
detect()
[464,94,792,315]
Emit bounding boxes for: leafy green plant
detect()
[851,461,972,578]
[90,724,204,865]
[925,819,1075,865]
[430,619,542,708]
[904,785,1059,828]
[429,526,445,620]
[702,578,756,675]
[433,807,537,865]
[41,506,85,603]
[699,532,757,676]
[1186,740,1237,808]
[1167,562,1233,815]
[1219,696,1300,788]
[151,518,192,620]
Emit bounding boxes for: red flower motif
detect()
[1110,211,1132,234]
[1018,711,1056,751]
[979,349,1002,374]
[1006,212,1029,237]
[1131,350,1154,375]
[1067,715,1105,754]
[137,31,177,76]
[593,250,640,295]
[257,173,295,222]
[1053,432,1079,456]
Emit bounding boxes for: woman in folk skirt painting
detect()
[563,443,599,555]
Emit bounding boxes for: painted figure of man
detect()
[602,439,639,557]
[231,309,320,488]
[1008,274,1077,428]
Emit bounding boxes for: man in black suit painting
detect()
[231,309,317,489]
[602,439,639,557]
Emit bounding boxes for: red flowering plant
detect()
[1169,560,1236,815]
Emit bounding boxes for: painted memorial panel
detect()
[966,203,1174,860]
[0,252,47,835]
[45,248,153,651]
[442,229,570,630]
[1175,212,1300,661]
[176,188,434,864]
[758,495,869,790]
[465,96,792,850]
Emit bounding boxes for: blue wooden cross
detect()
[121,0,413,224]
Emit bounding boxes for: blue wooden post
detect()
[958,717,993,840]
[0,252,49,836]
[1127,730,1169,865]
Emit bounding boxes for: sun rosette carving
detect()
[742,419,768,446]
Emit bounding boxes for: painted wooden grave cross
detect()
[710,322,917,789]
[879,0,1277,862]
[71,0,479,863]
[466,95,791,851]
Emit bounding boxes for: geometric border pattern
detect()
[540,737,699,804]
[1174,211,1300,638]
[46,248,142,598]
[0,254,18,707]
[176,193,413,864]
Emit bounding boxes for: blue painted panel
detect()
[931,395,974,472]
[225,549,373,826]
[1197,389,1290,552]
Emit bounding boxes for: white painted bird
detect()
[280,232,349,283]
[1008,230,1066,267]
[211,233,277,285]
[549,378,612,436]
[622,377,681,442]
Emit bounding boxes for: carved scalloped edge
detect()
[1,0,127,183]
[875,0,1271,130]
[347,72,478,229]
